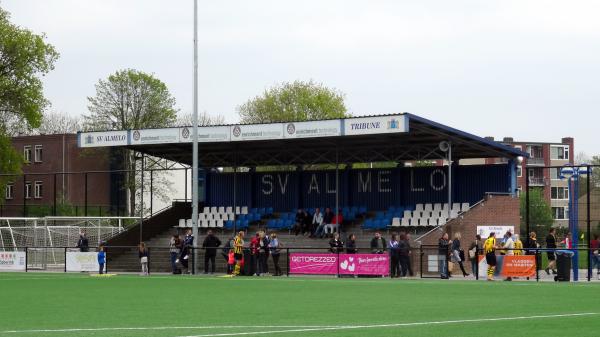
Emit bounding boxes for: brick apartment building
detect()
[1,134,124,217]
[486,137,574,228]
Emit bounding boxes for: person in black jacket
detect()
[438,233,450,279]
[329,233,344,253]
[545,228,557,275]
[77,231,89,252]
[346,234,358,254]
[370,232,387,254]
[179,229,194,274]
[202,230,222,274]
[398,232,411,278]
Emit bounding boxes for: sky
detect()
[2,0,599,155]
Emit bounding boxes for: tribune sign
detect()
[343,115,409,136]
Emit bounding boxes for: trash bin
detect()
[554,250,574,282]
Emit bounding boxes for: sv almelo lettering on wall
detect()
[410,169,447,192]
[261,174,290,195]
[357,171,392,193]
[307,173,337,194]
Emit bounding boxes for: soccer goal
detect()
[0,216,138,270]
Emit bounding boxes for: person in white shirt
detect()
[311,208,325,238]
[503,231,515,281]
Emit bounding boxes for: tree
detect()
[84,69,178,216]
[175,111,225,127]
[37,111,82,134]
[520,188,554,238]
[237,80,348,123]
[0,7,59,199]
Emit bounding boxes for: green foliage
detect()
[520,188,554,237]
[0,7,58,203]
[84,69,178,216]
[237,80,348,123]
[85,69,177,130]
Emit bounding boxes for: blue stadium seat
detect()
[359,206,367,214]
[225,220,234,230]
[266,207,274,215]
[237,214,246,221]
[388,206,396,212]
[362,219,374,229]
[351,206,359,214]
[252,213,261,221]
[258,208,266,216]
[250,208,258,214]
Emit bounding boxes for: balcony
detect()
[528,177,546,186]
[526,157,545,166]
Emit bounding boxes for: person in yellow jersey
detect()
[513,234,523,256]
[232,231,245,276]
[484,232,498,281]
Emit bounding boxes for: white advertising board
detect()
[283,120,341,139]
[130,128,179,145]
[66,252,102,272]
[344,115,409,136]
[179,126,231,143]
[476,225,515,239]
[0,252,26,271]
[231,123,283,141]
[79,131,129,148]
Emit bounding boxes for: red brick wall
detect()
[418,194,521,251]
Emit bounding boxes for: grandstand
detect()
[71,113,527,272]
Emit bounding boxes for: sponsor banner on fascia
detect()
[0,251,26,271]
[79,131,128,147]
[130,128,179,145]
[179,126,231,143]
[476,225,515,239]
[283,120,341,139]
[231,123,283,141]
[343,115,408,136]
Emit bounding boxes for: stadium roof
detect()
[77,113,528,167]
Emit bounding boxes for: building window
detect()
[552,207,569,220]
[517,165,522,178]
[5,183,14,200]
[551,187,569,200]
[550,168,560,180]
[34,145,43,163]
[551,146,570,160]
[23,146,32,163]
[34,181,43,199]
[25,182,32,199]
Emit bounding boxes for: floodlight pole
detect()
[191,0,199,275]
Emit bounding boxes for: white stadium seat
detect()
[216,220,224,228]
[210,206,218,214]
[200,220,209,228]
[241,206,248,215]
[209,220,217,228]
[433,203,442,212]
[218,206,225,214]
[401,218,410,227]
[178,219,186,227]
[403,210,412,218]
[461,203,470,212]
[391,218,401,227]
[415,204,424,212]
[226,206,233,214]
[424,204,433,212]
[186,219,192,227]
[452,203,461,211]
[235,206,241,214]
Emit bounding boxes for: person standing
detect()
[513,234,523,256]
[232,231,245,276]
[503,231,515,281]
[250,232,260,276]
[370,232,387,254]
[258,231,270,276]
[561,232,572,249]
[97,245,105,275]
[484,232,498,281]
[438,233,450,279]
[469,235,482,276]
[388,234,400,278]
[329,233,344,253]
[169,235,181,274]
[525,232,540,279]
[545,228,558,275]
[405,233,414,277]
[202,230,222,274]
[398,233,410,278]
[139,242,149,276]
[293,209,305,236]
[451,232,469,277]
[346,234,358,254]
[77,231,89,252]
[269,233,283,276]
[179,229,194,274]
[591,234,600,279]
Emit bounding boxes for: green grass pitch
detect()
[0,273,598,337]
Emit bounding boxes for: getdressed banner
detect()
[66,252,102,272]
[289,253,389,276]
[0,252,26,271]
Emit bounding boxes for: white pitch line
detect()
[0,326,343,334]
[177,312,599,337]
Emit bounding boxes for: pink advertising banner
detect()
[289,253,389,276]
